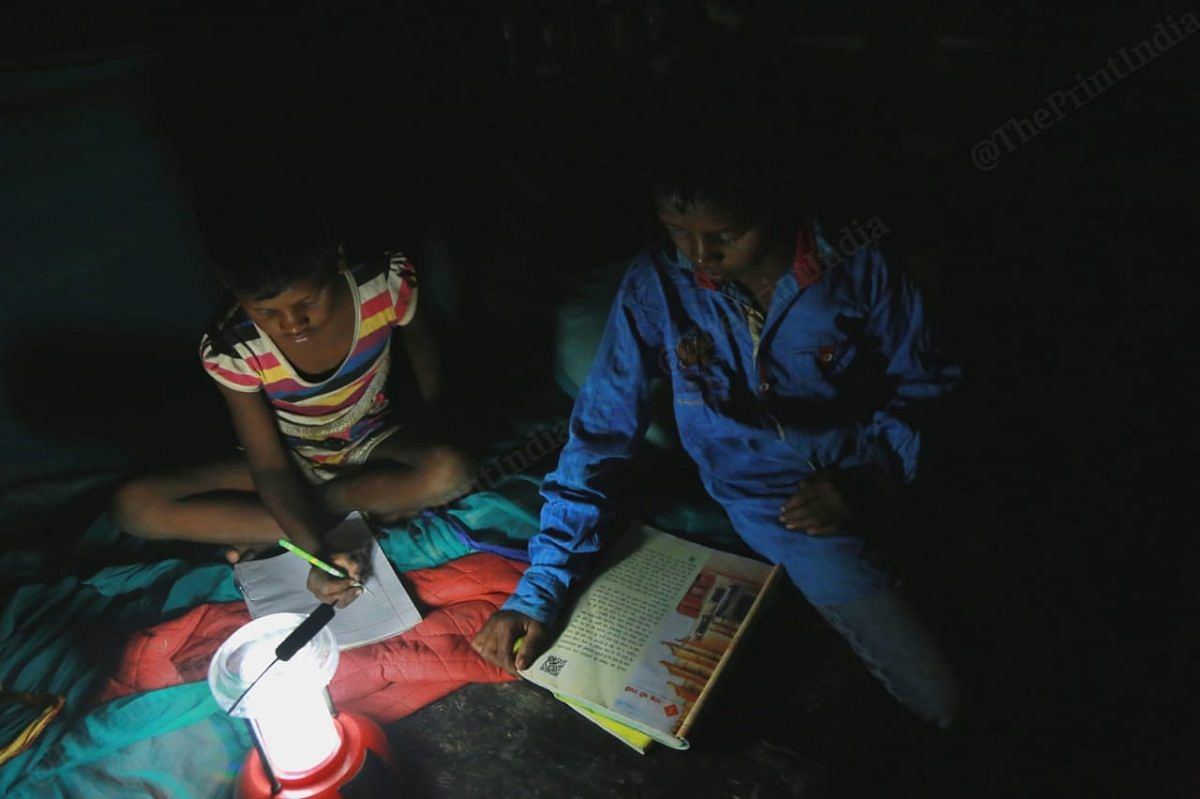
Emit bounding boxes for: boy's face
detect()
[240,275,339,346]
[657,203,783,283]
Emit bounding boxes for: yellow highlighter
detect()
[278,539,371,594]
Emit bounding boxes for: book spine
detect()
[673,563,784,743]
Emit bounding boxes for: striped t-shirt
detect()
[200,255,418,469]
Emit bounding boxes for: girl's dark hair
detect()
[201,192,341,301]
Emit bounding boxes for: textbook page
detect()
[233,513,422,650]
[522,525,777,748]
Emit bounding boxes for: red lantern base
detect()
[235,712,395,799]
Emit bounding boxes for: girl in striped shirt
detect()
[113,216,474,606]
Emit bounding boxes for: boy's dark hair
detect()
[201,193,341,301]
[645,47,808,226]
[650,128,794,225]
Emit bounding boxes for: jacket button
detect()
[758,381,770,394]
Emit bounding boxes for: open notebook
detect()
[232,513,422,650]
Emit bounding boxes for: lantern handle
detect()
[227,603,337,715]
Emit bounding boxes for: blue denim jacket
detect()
[504,227,960,622]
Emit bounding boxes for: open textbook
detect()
[233,513,422,650]
[520,525,781,752]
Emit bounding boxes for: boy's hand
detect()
[472,610,549,675]
[306,551,365,609]
[779,474,854,535]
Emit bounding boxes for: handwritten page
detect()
[233,513,422,650]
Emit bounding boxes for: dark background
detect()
[1,2,1195,796]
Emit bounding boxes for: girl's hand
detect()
[306,551,365,609]
[779,473,854,535]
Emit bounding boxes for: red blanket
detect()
[95,553,526,722]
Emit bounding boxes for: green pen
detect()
[278,539,370,594]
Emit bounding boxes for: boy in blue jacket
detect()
[473,127,962,729]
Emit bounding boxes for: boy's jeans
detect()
[630,471,960,730]
[814,588,960,730]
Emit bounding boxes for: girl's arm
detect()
[400,306,441,405]
[218,384,330,553]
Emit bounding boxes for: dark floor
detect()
[385,586,981,799]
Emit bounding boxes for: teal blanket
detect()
[0,477,542,798]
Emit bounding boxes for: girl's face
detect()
[240,275,340,346]
[658,203,788,283]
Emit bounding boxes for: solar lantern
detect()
[209,611,395,797]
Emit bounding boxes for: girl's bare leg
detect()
[112,458,284,560]
[319,440,476,524]
[114,439,476,559]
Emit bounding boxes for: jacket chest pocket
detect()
[787,339,858,386]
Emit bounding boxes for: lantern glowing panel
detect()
[209,613,341,776]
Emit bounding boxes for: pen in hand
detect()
[278,539,371,594]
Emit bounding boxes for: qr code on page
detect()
[539,655,568,677]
